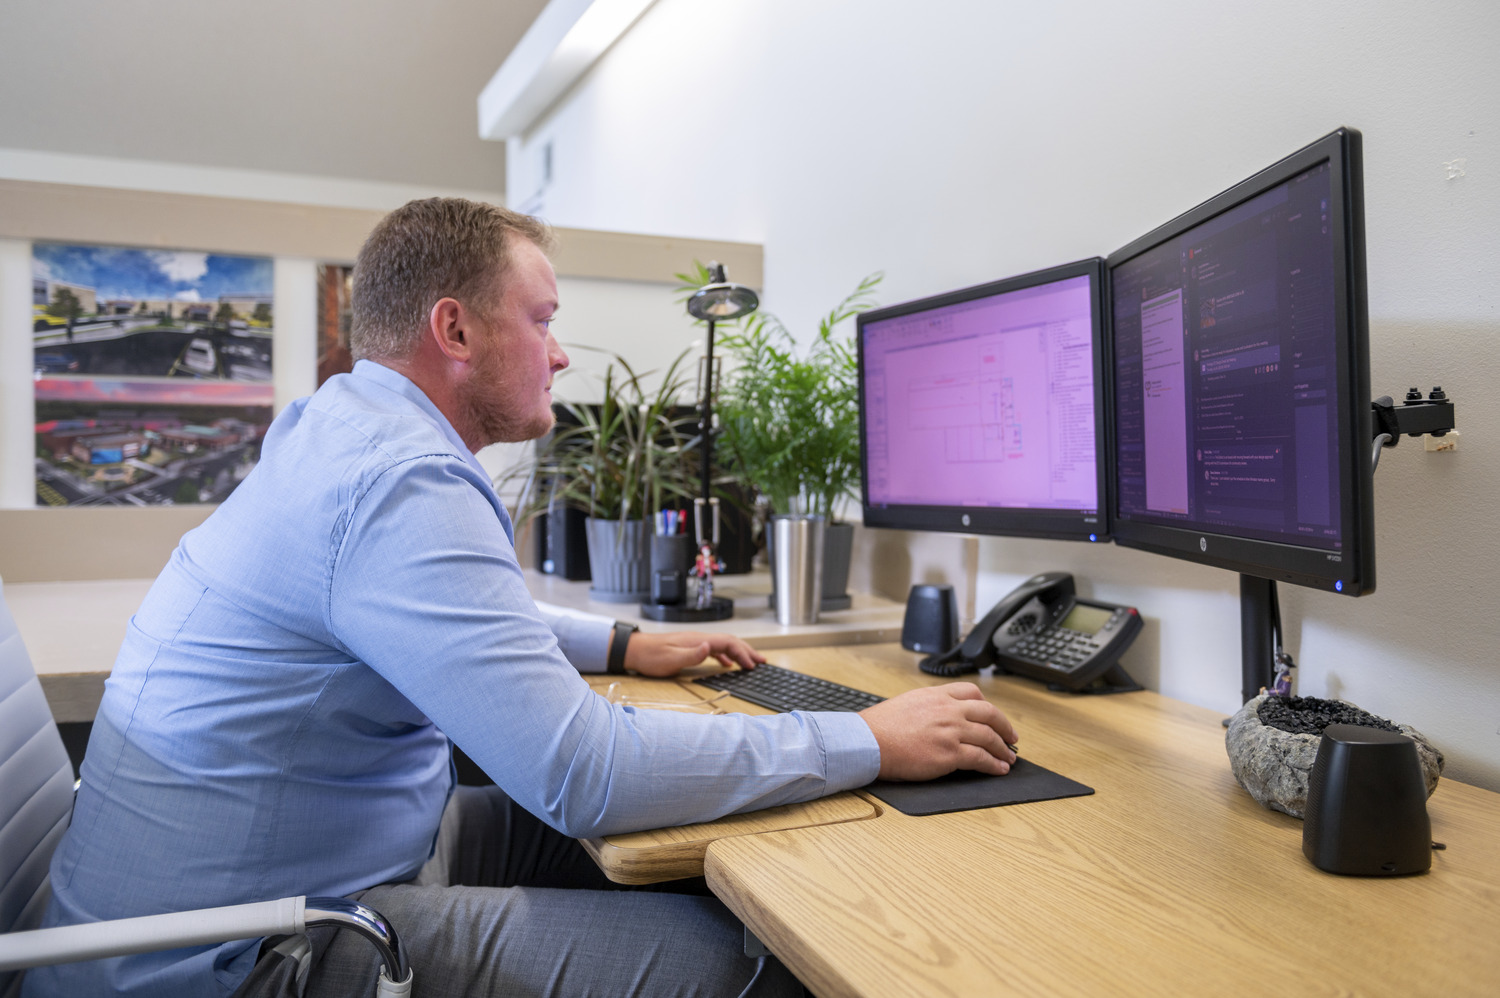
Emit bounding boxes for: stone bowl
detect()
[1225,694,1444,818]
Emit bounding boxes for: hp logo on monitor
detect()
[1199,537,1207,552]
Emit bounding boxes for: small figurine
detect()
[1270,650,1297,698]
[691,542,725,609]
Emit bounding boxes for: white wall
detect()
[0,239,34,507]
[512,0,1500,789]
[0,148,507,214]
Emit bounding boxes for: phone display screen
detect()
[1058,603,1112,635]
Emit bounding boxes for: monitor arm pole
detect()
[1239,575,1276,704]
[1240,387,1459,705]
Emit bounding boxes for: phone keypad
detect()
[1005,608,1129,673]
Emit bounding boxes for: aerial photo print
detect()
[32,242,274,507]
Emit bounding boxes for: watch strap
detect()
[607,622,637,675]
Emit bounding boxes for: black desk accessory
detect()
[1303,723,1433,876]
[536,500,590,580]
[865,759,1094,816]
[696,665,1094,814]
[901,584,958,655]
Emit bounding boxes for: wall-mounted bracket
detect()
[1371,388,1456,471]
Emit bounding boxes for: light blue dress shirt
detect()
[27,360,880,998]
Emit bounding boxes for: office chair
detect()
[0,582,412,997]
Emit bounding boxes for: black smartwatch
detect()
[607,621,638,675]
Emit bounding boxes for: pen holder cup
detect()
[650,534,693,605]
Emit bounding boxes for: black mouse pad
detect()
[863,758,1094,816]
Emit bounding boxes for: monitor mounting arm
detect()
[1371,388,1456,471]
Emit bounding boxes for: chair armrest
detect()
[0,894,408,989]
[0,896,304,971]
[303,896,408,988]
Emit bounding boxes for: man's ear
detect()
[427,297,475,363]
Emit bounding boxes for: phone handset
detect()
[919,572,1076,677]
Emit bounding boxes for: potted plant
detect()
[709,271,882,610]
[505,349,699,602]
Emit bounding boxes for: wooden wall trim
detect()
[0,507,213,583]
[0,178,762,284]
[551,228,762,288]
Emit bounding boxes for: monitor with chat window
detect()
[1106,127,1375,700]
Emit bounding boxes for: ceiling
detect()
[0,0,550,195]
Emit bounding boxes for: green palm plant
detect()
[710,272,882,520]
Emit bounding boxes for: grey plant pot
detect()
[819,521,854,609]
[584,517,651,603]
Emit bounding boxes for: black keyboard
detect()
[694,664,884,713]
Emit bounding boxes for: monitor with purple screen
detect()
[1106,127,1374,701]
[856,258,1109,541]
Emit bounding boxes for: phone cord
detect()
[919,646,979,677]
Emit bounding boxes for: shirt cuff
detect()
[805,709,883,791]
[535,603,614,672]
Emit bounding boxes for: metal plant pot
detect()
[584,517,651,603]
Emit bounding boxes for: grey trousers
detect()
[233,784,805,998]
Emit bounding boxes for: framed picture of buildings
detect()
[31,242,274,506]
[316,263,354,386]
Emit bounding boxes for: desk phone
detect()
[919,572,1142,693]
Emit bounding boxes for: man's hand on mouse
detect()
[859,683,1018,781]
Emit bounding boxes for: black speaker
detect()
[534,407,593,581]
[536,500,591,580]
[1302,723,1432,876]
[901,584,959,655]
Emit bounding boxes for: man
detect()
[27,199,1017,998]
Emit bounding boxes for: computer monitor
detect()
[856,258,1109,542]
[1106,127,1372,699]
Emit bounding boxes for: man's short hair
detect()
[350,198,554,362]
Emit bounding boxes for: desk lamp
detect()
[669,262,758,621]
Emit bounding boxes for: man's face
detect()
[459,238,568,445]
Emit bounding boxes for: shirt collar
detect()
[350,358,494,489]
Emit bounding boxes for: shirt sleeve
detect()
[327,455,881,838]
[533,602,613,672]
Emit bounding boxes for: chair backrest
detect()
[0,580,76,993]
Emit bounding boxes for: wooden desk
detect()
[578,671,879,883]
[607,645,1500,997]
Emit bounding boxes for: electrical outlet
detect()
[1424,430,1459,452]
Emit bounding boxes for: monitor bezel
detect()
[1104,127,1374,595]
[856,257,1112,542]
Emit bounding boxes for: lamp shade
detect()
[687,282,758,321]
